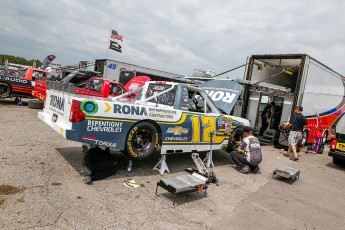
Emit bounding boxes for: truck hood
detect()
[199,79,243,115]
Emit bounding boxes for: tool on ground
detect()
[273,166,300,183]
[155,174,208,207]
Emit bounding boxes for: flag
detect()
[109,40,122,53]
[40,55,56,70]
[110,30,123,41]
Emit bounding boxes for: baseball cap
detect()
[295,106,303,111]
[243,126,252,132]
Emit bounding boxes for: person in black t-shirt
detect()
[281,106,308,161]
[259,102,275,136]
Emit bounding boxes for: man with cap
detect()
[230,126,262,173]
[281,106,307,161]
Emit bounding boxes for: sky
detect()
[1,0,345,78]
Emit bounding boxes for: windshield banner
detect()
[199,80,243,114]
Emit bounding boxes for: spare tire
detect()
[0,82,11,98]
[125,122,159,160]
[28,99,44,109]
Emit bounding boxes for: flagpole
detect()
[106,30,111,59]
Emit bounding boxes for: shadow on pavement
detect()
[55,147,233,181]
[325,161,345,171]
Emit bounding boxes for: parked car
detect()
[329,113,345,165]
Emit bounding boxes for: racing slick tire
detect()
[125,122,159,160]
[0,82,11,98]
[28,99,44,109]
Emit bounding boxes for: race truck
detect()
[32,69,101,101]
[38,80,249,161]
[0,67,50,101]
[33,75,150,101]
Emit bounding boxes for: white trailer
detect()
[94,59,187,85]
[234,54,345,148]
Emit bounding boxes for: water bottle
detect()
[127,160,132,172]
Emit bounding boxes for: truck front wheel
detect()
[125,122,159,160]
[0,82,11,98]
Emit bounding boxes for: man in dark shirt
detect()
[230,126,262,173]
[281,106,308,161]
[259,102,275,136]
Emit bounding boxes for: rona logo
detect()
[50,95,65,111]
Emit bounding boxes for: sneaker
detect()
[82,175,92,184]
[251,166,260,173]
[81,167,92,176]
[238,165,250,173]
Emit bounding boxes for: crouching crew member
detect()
[230,126,262,173]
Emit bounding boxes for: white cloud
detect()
[1,0,345,76]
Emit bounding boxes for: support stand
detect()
[153,154,170,174]
[203,131,214,168]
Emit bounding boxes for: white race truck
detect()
[38,80,249,161]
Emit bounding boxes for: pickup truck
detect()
[33,75,150,101]
[0,67,50,100]
[38,80,250,161]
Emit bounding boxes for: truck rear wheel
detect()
[0,82,11,98]
[125,122,159,160]
[333,157,344,165]
[28,99,44,109]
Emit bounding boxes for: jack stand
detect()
[203,131,214,168]
[153,154,170,174]
[203,151,214,168]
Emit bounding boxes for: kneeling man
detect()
[230,126,262,173]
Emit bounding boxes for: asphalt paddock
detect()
[1,98,345,230]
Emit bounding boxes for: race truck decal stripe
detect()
[86,117,138,123]
[104,102,111,112]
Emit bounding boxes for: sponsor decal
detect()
[81,99,98,115]
[114,104,148,116]
[50,95,65,111]
[148,107,176,119]
[203,90,237,103]
[0,76,28,84]
[104,102,111,112]
[95,140,117,148]
[167,126,189,135]
[83,135,96,140]
[87,120,123,132]
[165,136,188,141]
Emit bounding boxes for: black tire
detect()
[0,82,11,98]
[28,99,44,109]
[226,126,244,153]
[125,122,159,160]
[333,157,343,165]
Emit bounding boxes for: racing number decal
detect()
[190,116,216,142]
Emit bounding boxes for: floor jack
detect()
[186,131,218,184]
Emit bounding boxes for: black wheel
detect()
[125,122,159,160]
[28,99,44,109]
[0,82,11,98]
[333,157,343,165]
[226,126,244,153]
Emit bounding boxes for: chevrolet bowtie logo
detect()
[167,126,189,135]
